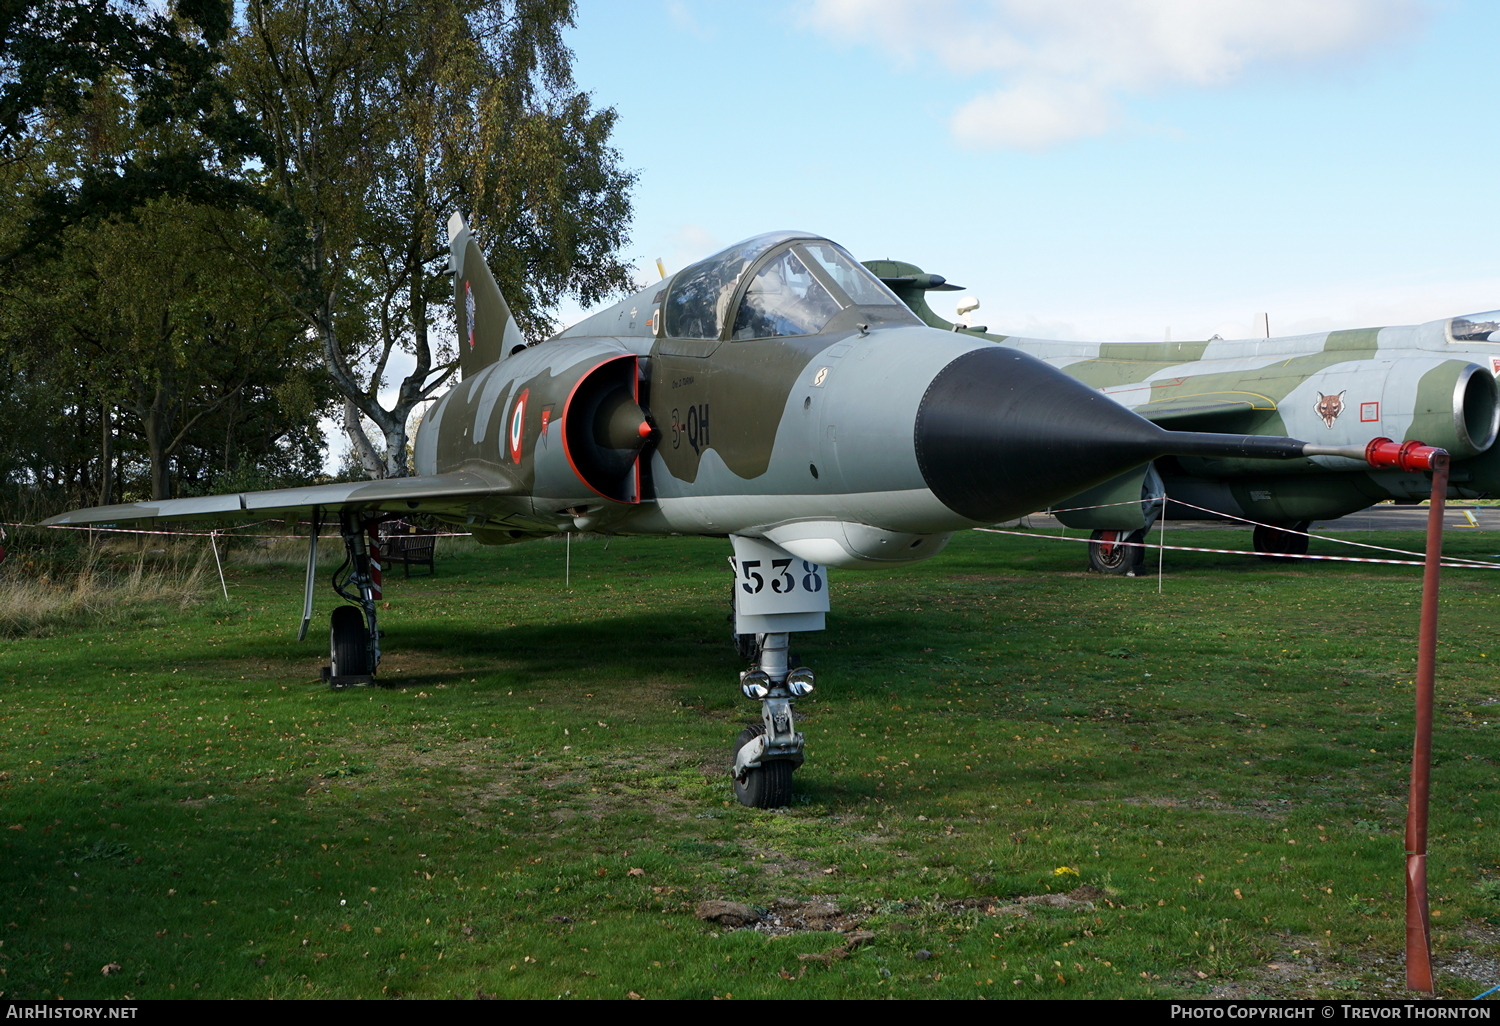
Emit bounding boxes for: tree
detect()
[0,194,331,502]
[231,0,636,479]
[0,1,267,262]
[87,201,326,500]
[0,52,329,505]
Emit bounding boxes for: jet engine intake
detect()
[1428,361,1499,458]
[532,353,652,505]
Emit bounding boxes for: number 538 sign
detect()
[730,535,830,617]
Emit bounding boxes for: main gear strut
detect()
[322,513,385,688]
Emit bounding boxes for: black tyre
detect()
[1088,529,1146,574]
[330,605,372,677]
[735,632,760,662]
[731,724,793,809]
[1254,521,1310,563]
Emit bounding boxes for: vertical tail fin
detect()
[447,211,525,379]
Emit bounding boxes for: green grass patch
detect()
[1,527,1499,999]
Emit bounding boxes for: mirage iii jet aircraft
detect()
[46,216,1428,807]
[872,260,1500,573]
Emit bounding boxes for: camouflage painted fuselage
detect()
[414,294,991,566]
[1020,326,1498,525]
[411,229,1272,568]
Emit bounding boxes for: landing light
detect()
[740,670,771,700]
[787,668,815,697]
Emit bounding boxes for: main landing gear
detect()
[1087,528,1148,575]
[318,513,384,688]
[1253,520,1311,563]
[731,631,815,809]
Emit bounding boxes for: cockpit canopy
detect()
[662,231,917,341]
[1449,311,1500,343]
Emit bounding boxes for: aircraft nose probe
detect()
[914,346,1446,524]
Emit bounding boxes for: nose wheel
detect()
[730,633,813,809]
[732,724,794,808]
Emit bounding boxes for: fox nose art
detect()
[914,346,1173,523]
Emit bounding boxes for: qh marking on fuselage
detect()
[671,404,710,454]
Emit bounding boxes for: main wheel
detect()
[330,605,372,677]
[1088,529,1146,575]
[1254,521,1310,563]
[731,723,793,809]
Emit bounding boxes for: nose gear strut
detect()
[732,630,812,808]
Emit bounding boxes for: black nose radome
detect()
[914,346,1315,523]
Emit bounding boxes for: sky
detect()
[548,0,1498,343]
[356,0,1499,464]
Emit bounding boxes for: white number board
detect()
[730,535,830,617]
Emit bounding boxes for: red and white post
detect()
[1363,438,1448,994]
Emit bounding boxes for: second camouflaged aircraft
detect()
[873,261,1500,572]
[45,217,1428,806]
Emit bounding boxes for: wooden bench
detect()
[380,523,436,578]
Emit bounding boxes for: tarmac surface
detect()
[1006,504,1500,533]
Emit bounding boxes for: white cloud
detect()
[664,222,722,274]
[804,0,1425,149]
[951,79,1117,150]
[666,1,716,40]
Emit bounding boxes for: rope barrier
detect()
[975,526,1500,570]
[1161,498,1500,568]
[3,505,1496,568]
[0,519,473,540]
[1015,495,1500,569]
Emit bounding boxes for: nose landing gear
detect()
[731,631,814,809]
[726,535,829,808]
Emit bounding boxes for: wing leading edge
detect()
[1130,392,1279,423]
[41,469,520,527]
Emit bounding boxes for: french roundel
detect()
[508,389,528,464]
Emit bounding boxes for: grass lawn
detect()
[1,525,1498,1000]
